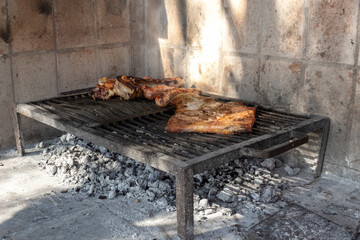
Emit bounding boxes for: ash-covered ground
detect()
[38,134,300,217]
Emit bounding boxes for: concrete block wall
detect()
[141,0,360,179]
[0,0,145,149]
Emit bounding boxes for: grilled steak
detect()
[91,76,185,100]
[165,93,257,134]
[143,85,174,100]
[155,88,202,107]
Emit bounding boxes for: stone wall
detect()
[141,0,360,179]
[0,0,145,149]
[0,0,359,179]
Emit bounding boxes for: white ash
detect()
[40,133,289,216]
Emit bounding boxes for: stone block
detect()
[159,47,186,78]
[98,45,130,78]
[306,0,358,64]
[58,49,97,92]
[145,0,163,44]
[130,0,145,43]
[130,44,145,76]
[159,0,186,46]
[96,0,130,45]
[0,58,14,150]
[222,0,259,54]
[299,65,354,162]
[146,45,162,78]
[347,75,360,164]
[54,0,96,49]
[221,55,258,102]
[259,59,302,110]
[9,0,54,53]
[0,0,9,54]
[187,49,219,93]
[261,0,305,58]
[186,0,221,50]
[13,52,57,102]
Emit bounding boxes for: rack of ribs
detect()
[165,93,257,134]
[90,76,185,100]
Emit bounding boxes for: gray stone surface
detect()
[97,45,130,78]
[187,49,219,92]
[306,0,358,64]
[221,55,258,102]
[0,145,358,240]
[160,47,186,77]
[299,65,353,164]
[13,52,57,102]
[259,59,302,110]
[0,58,13,150]
[161,0,186,46]
[58,49,97,92]
[95,0,130,45]
[54,0,96,49]
[0,0,8,54]
[9,0,54,53]
[246,204,352,239]
[261,0,305,58]
[222,0,259,54]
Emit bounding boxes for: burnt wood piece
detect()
[13,90,331,240]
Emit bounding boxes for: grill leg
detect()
[11,106,25,156]
[176,167,194,240]
[315,118,330,178]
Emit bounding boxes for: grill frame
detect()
[12,90,330,240]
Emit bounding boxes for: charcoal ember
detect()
[260,158,276,170]
[194,174,203,183]
[124,168,134,178]
[207,188,218,201]
[39,134,288,215]
[202,171,210,179]
[216,189,237,203]
[253,181,263,189]
[46,165,57,175]
[98,146,108,154]
[250,192,261,202]
[274,159,283,168]
[118,182,130,195]
[135,178,148,190]
[204,208,214,215]
[158,181,171,192]
[198,199,210,210]
[79,155,90,165]
[148,180,159,188]
[146,190,156,202]
[221,208,234,216]
[155,197,168,207]
[108,189,117,199]
[87,184,95,195]
[261,186,278,203]
[284,165,300,176]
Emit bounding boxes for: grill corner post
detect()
[315,117,331,178]
[11,104,25,156]
[176,166,194,240]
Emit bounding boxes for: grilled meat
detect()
[143,85,174,100]
[155,88,202,107]
[165,93,257,134]
[91,76,185,100]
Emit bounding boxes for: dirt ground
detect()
[0,145,359,240]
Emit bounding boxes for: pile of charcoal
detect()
[39,134,293,214]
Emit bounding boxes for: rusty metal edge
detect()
[15,103,186,174]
